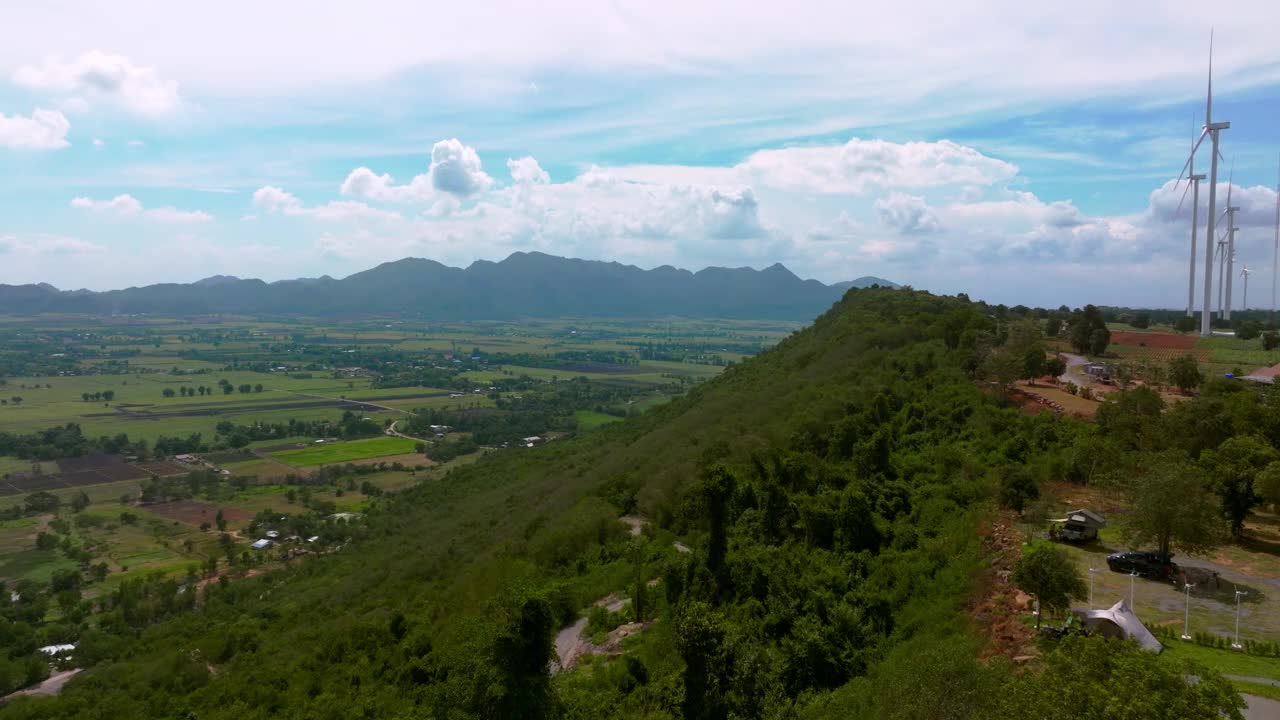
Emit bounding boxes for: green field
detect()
[574,410,622,430]
[267,437,420,466]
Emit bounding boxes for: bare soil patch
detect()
[144,500,254,526]
[972,511,1037,664]
[1109,331,1197,349]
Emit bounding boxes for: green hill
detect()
[0,288,1242,719]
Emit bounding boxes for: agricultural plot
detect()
[574,410,623,430]
[267,437,420,466]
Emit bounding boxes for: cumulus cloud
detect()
[339,139,492,203]
[429,138,492,196]
[1146,179,1278,229]
[13,51,182,116]
[0,108,70,149]
[507,156,550,185]
[874,192,941,234]
[253,185,402,222]
[70,194,211,223]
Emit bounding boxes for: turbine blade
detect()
[1175,129,1210,185]
[1175,178,1194,217]
[1207,29,1215,124]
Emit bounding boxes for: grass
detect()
[1234,680,1280,702]
[0,548,79,584]
[575,410,622,430]
[1158,640,1280,682]
[266,437,419,466]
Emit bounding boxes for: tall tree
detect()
[1069,305,1109,355]
[1013,543,1086,628]
[1168,355,1203,394]
[1201,436,1278,538]
[1115,454,1223,559]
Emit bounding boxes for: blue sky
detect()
[1,1,1279,309]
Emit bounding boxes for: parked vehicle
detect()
[1106,551,1176,579]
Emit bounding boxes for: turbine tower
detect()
[1176,121,1206,317]
[1223,172,1239,321]
[1177,31,1230,336]
[1242,266,1252,312]
[1273,154,1279,317]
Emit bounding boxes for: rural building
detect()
[174,454,198,464]
[38,643,76,656]
[251,539,273,550]
[1072,600,1162,653]
[524,436,545,447]
[1050,508,1106,542]
[266,530,280,539]
[1084,364,1115,383]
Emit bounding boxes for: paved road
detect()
[1,668,81,703]
[1242,693,1280,720]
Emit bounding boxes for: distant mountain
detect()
[829,276,901,292]
[0,252,898,320]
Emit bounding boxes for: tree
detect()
[1045,317,1063,338]
[980,350,1023,392]
[1013,543,1086,627]
[1045,356,1066,384]
[1264,331,1280,351]
[1174,315,1198,333]
[1116,455,1223,559]
[70,491,90,514]
[163,388,176,398]
[1236,320,1262,341]
[993,635,1245,719]
[1167,354,1203,394]
[1259,461,1280,508]
[1069,305,1108,355]
[102,390,115,401]
[1129,312,1150,329]
[999,465,1039,513]
[254,383,264,393]
[215,509,226,532]
[1024,350,1046,385]
[81,393,91,403]
[1201,436,1278,538]
[676,601,729,720]
[1088,328,1110,355]
[24,491,59,514]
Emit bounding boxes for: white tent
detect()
[1072,599,1163,653]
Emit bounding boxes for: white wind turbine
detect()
[1175,118,1206,318]
[1241,265,1252,312]
[1273,154,1279,317]
[1222,167,1239,321]
[1175,31,1230,336]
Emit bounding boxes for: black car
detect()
[1106,551,1176,579]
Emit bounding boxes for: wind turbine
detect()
[1176,31,1230,336]
[1176,119,1206,318]
[1223,167,1239,321]
[1241,265,1252,312]
[1273,154,1279,318]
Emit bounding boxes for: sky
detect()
[1,1,1279,309]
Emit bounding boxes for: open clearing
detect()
[143,500,255,526]
[267,437,419,466]
[574,410,623,430]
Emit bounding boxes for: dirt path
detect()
[386,421,430,444]
[1,668,81,703]
[1058,353,1092,386]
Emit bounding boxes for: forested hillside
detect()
[0,289,1241,719]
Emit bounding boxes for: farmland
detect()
[267,437,419,466]
[0,312,766,602]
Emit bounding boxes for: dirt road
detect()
[1058,353,1092,385]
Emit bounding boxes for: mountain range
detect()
[0,252,897,319]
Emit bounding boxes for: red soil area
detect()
[1109,331,1197,349]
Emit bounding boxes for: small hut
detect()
[1072,600,1163,653]
[1050,508,1106,542]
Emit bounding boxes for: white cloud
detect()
[874,192,941,234]
[1146,178,1279,229]
[13,51,182,116]
[0,108,70,149]
[429,138,492,197]
[254,185,402,222]
[0,233,106,257]
[339,139,493,202]
[92,137,104,146]
[70,194,211,222]
[507,156,550,185]
[612,138,1018,195]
